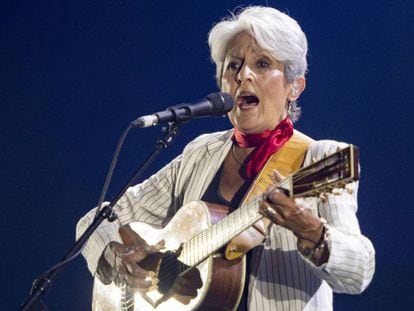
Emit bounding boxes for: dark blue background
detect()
[2,0,413,310]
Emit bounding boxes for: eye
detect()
[226,60,241,72]
[256,59,270,69]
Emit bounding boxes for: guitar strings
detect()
[119,283,135,311]
[290,158,346,195]
[133,197,263,291]
[180,196,262,266]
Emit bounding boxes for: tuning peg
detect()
[332,188,343,195]
[345,184,354,194]
[319,193,328,203]
[334,182,345,189]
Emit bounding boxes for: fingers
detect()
[119,226,165,256]
[155,239,166,250]
[118,265,158,289]
[144,239,165,254]
[264,186,292,210]
[261,189,324,242]
[264,184,278,201]
[119,225,148,246]
[261,187,306,224]
[113,246,160,290]
[260,201,285,224]
[108,240,162,291]
[109,242,145,261]
[109,241,132,256]
[271,169,284,182]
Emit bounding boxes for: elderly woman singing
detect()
[77,6,375,311]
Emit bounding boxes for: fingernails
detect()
[265,186,280,202]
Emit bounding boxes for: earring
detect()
[288,100,293,113]
[287,100,302,122]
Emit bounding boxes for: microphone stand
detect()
[19,122,184,310]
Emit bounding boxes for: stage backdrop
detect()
[2,0,413,310]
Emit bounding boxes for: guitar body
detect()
[92,201,246,311]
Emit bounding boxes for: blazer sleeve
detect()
[299,140,376,294]
[75,153,183,275]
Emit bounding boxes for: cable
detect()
[94,123,134,219]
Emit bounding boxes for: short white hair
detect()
[208,6,308,85]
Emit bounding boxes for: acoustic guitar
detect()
[92,145,359,311]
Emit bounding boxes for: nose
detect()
[236,62,253,85]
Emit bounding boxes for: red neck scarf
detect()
[233,117,293,179]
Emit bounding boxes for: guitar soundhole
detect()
[158,251,184,294]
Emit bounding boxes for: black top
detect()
[201,164,254,311]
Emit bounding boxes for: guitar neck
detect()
[177,177,293,267]
[177,144,359,267]
[119,283,134,311]
[178,196,263,266]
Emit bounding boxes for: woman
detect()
[77,6,375,310]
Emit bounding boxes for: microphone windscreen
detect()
[206,92,234,116]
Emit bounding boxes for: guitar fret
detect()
[221,217,226,246]
[182,242,186,263]
[200,230,204,260]
[243,203,249,227]
[189,239,192,265]
[195,233,200,263]
[203,229,208,259]
[208,226,213,255]
[191,238,196,265]
[203,229,207,259]
[227,215,232,241]
[201,232,205,261]
[180,196,267,266]
[206,228,210,257]
[214,221,218,250]
[231,213,235,243]
[223,216,229,245]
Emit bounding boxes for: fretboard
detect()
[177,196,262,266]
[177,177,292,267]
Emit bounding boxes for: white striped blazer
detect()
[77,129,375,310]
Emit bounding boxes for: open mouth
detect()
[237,93,260,109]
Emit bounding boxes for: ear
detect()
[288,76,306,101]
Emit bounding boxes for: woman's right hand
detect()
[97,225,164,290]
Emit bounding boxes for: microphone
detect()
[131,92,234,128]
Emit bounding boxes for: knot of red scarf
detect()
[233,117,293,179]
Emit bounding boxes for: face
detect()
[221,32,293,134]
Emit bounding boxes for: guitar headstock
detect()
[286,144,359,197]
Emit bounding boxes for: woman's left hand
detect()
[259,170,323,245]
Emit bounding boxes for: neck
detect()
[232,143,253,166]
[232,117,294,179]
